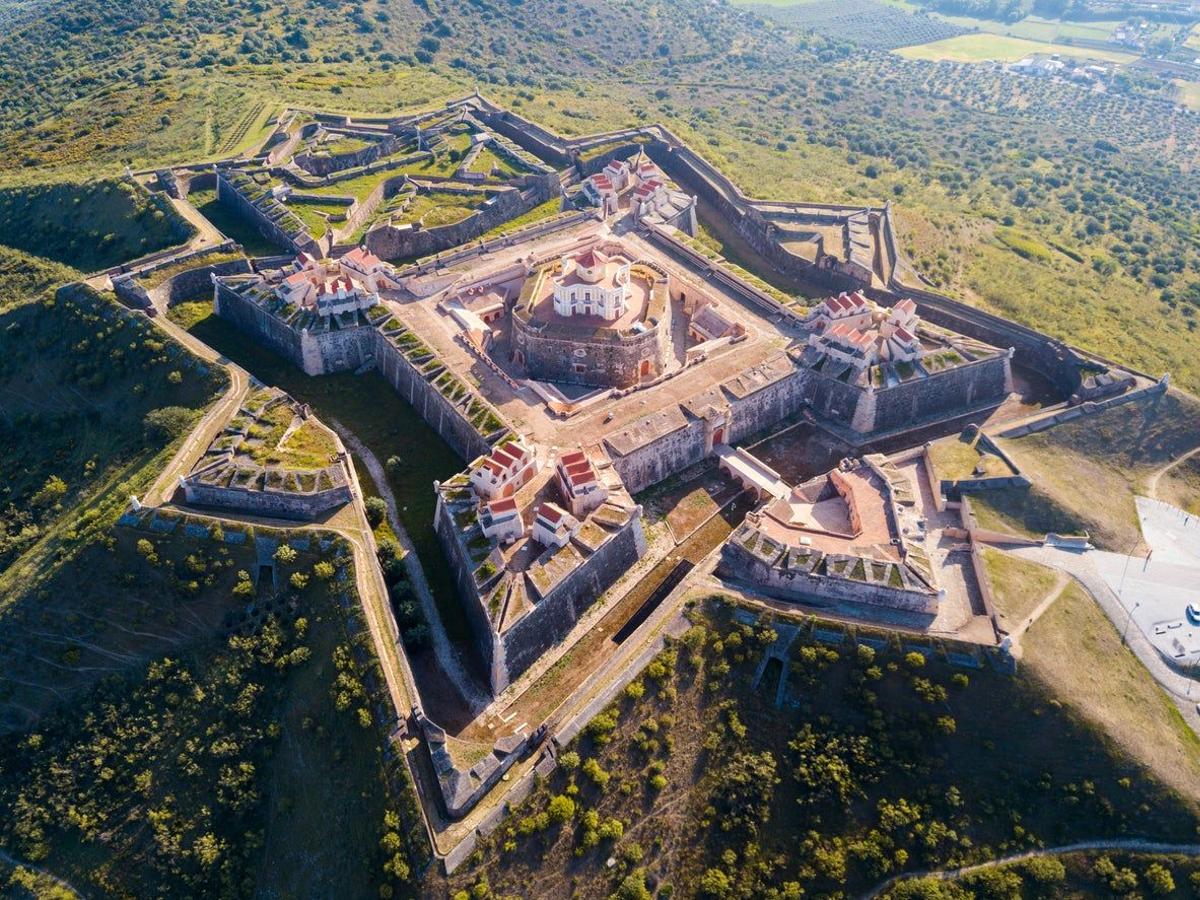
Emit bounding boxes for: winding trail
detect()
[1008,571,1070,648]
[862,839,1200,898]
[1147,444,1200,501]
[330,421,490,712]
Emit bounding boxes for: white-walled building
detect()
[275,253,380,318]
[469,440,537,500]
[532,502,580,549]
[340,246,396,292]
[555,449,609,518]
[479,497,524,544]
[551,248,632,321]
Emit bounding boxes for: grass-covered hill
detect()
[0,282,226,572]
[0,179,193,272]
[0,0,1197,391]
[0,519,426,898]
[446,598,1200,899]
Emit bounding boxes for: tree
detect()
[290,572,309,591]
[274,544,298,566]
[143,406,194,441]
[1144,862,1175,895]
[711,750,779,835]
[546,794,575,824]
[365,497,387,527]
[313,561,335,581]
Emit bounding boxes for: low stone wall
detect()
[365,179,553,262]
[182,477,351,521]
[295,133,406,177]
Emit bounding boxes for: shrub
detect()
[365,497,387,527]
[143,406,194,441]
[546,794,575,824]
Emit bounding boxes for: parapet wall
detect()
[500,514,647,683]
[719,540,939,619]
[216,169,319,256]
[182,476,351,521]
[212,282,499,462]
[365,176,557,262]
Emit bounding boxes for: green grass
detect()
[1023,579,1200,807]
[176,305,471,642]
[0,284,227,572]
[1159,454,1200,516]
[980,545,1060,628]
[466,145,528,179]
[0,179,193,272]
[187,189,287,257]
[928,434,1013,481]
[995,226,1054,262]
[136,249,245,291]
[896,33,1137,63]
[985,392,1200,550]
[475,197,564,241]
[0,244,79,311]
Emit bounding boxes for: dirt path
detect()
[1008,571,1070,647]
[331,420,490,713]
[140,315,251,507]
[862,839,1200,899]
[1146,444,1200,500]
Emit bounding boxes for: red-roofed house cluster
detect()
[275,249,395,318]
[805,293,923,371]
[468,439,537,501]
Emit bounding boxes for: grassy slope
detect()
[0,522,414,898]
[1159,455,1200,516]
[980,546,1060,630]
[1022,580,1200,809]
[0,180,193,271]
[445,601,1200,898]
[0,284,227,572]
[970,391,1200,550]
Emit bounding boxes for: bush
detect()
[143,406,194,442]
[365,497,387,528]
[546,794,575,824]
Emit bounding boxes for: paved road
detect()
[863,839,1200,898]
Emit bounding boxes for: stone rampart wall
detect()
[214,281,305,364]
[295,134,405,177]
[610,420,708,495]
[216,171,319,256]
[182,479,351,521]
[365,180,552,262]
[500,514,647,684]
[514,318,666,389]
[719,542,939,618]
[434,498,500,688]
[869,355,1011,434]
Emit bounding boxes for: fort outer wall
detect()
[605,351,1012,495]
[433,496,648,695]
[215,169,321,257]
[500,514,647,689]
[212,281,499,463]
[717,539,939,620]
[180,477,352,521]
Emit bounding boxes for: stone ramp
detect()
[715,443,789,500]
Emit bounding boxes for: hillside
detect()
[0,282,227,573]
[0,518,424,897]
[444,600,1200,898]
[0,179,193,272]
